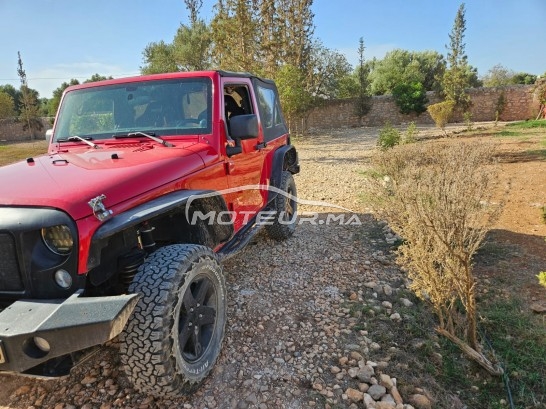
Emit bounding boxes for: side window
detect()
[255,82,287,142]
[224,85,252,121]
[256,87,282,129]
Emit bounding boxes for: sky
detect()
[0,0,544,99]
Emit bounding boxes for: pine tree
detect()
[355,37,371,119]
[17,52,43,139]
[442,3,471,110]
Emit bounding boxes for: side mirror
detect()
[45,129,53,142]
[230,114,258,140]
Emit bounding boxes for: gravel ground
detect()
[1,125,471,409]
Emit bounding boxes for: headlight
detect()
[41,225,74,255]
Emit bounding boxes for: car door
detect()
[221,78,266,231]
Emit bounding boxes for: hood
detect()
[0,141,206,220]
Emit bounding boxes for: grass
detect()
[495,130,520,137]
[0,140,48,167]
[479,299,546,407]
[505,119,546,129]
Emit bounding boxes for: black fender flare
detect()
[87,190,232,270]
[268,144,300,203]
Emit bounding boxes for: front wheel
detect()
[119,244,226,397]
[266,170,298,240]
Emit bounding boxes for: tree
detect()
[442,3,472,110]
[48,79,80,116]
[0,84,22,115]
[368,49,445,95]
[482,64,514,87]
[84,74,113,83]
[392,82,428,115]
[172,0,213,71]
[354,37,371,119]
[173,20,213,71]
[210,0,260,72]
[141,40,179,74]
[0,91,15,118]
[275,64,312,128]
[306,41,352,101]
[512,72,537,85]
[17,52,43,138]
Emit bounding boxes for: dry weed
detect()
[366,140,503,374]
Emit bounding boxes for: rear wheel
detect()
[266,170,297,240]
[119,244,226,397]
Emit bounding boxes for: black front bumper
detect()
[0,291,139,373]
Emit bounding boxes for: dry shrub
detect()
[366,140,503,374]
[427,101,455,134]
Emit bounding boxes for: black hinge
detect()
[255,141,267,150]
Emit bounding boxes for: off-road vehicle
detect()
[0,71,299,396]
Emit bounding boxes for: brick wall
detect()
[0,118,52,142]
[304,84,539,132]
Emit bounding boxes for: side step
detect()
[217,218,263,261]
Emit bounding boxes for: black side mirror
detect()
[230,114,259,140]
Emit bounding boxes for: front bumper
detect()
[0,291,139,373]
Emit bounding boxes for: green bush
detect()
[392,82,428,115]
[427,101,455,134]
[377,122,401,150]
[402,121,419,144]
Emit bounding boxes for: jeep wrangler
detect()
[0,71,299,397]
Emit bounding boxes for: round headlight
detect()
[41,225,74,255]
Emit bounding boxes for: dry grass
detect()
[0,140,48,166]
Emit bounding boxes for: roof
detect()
[64,70,275,93]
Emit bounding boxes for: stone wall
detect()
[0,118,52,142]
[305,84,539,132]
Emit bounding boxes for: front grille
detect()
[0,233,23,291]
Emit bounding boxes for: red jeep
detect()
[0,71,299,396]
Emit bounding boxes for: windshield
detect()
[54,77,212,141]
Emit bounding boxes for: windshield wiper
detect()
[57,135,101,149]
[112,131,174,147]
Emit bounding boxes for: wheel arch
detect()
[268,144,300,203]
[86,190,233,272]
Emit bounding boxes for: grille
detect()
[0,233,23,291]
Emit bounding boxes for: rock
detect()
[313,383,324,391]
[365,281,378,289]
[379,374,393,390]
[383,285,393,296]
[330,366,341,374]
[375,402,396,409]
[381,394,396,403]
[389,313,401,321]
[350,292,358,300]
[12,385,31,396]
[530,303,546,313]
[348,367,359,378]
[363,393,377,408]
[356,365,375,382]
[382,301,393,309]
[339,356,349,366]
[368,384,387,400]
[391,385,403,405]
[409,394,432,409]
[345,388,364,402]
[400,298,413,307]
[80,376,97,385]
[348,381,363,394]
[350,351,363,361]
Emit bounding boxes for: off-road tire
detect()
[119,244,226,397]
[266,170,297,240]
